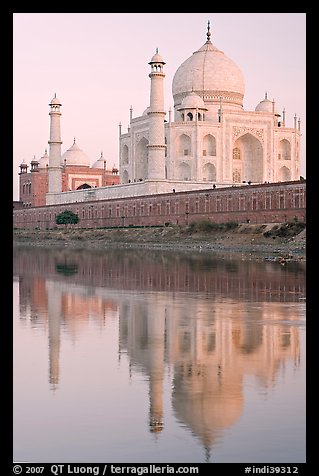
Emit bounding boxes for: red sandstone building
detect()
[19,140,119,208]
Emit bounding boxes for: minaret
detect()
[47,94,63,194]
[147,49,166,180]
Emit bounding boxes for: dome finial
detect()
[265,91,268,100]
[206,20,211,42]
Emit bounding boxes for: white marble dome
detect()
[172,39,245,107]
[38,149,49,168]
[92,152,106,169]
[149,51,165,64]
[178,91,207,110]
[255,97,273,113]
[50,95,62,105]
[61,140,90,167]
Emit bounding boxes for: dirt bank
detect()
[13,221,306,262]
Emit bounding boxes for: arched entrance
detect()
[179,162,191,181]
[135,137,148,181]
[77,183,92,190]
[233,133,263,183]
[202,163,216,181]
[278,166,291,181]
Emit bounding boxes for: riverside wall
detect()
[13,180,306,229]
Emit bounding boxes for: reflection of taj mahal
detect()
[118,295,301,457]
[15,248,304,460]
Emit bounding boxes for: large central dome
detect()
[172,29,245,112]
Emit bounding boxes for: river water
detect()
[13,246,306,463]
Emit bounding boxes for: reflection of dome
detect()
[178,91,207,110]
[61,140,90,167]
[38,149,49,169]
[172,31,245,109]
[172,364,243,449]
[92,152,106,169]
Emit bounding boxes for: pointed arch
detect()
[177,134,192,157]
[122,144,129,165]
[203,134,216,156]
[279,139,291,160]
[278,166,291,181]
[122,170,129,184]
[187,112,193,121]
[135,137,149,180]
[178,162,191,181]
[233,133,263,183]
[77,183,92,190]
[202,163,216,181]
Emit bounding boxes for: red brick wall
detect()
[19,167,120,207]
[19,171,48,207]
[13,180,306,229]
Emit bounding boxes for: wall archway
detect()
[203,134,216,156]
[178,162,191,181]
[122,144,129,165]
[122,170,129,184]
[278,166,291,181]
[202,163,216,181]
[77,183,91,190]
[279,139,291,160]
[233,133,263,183]
[135,137,148,180]
[177,134,191,157]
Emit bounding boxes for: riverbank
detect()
[13,221,306,262]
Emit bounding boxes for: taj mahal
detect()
[119,21,301,186]
[17,21,302,209]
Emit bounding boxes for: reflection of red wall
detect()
[32,278,48,310]
[14,248,306,303]
[61,293,117,320]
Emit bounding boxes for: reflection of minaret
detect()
[118,298,166,435]
[148,309,165,434]
[46,281,62,390]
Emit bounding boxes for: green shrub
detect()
[55,210,79,225]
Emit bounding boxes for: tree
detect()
[55,210,79,226]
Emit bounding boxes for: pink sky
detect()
[13,12,306,201]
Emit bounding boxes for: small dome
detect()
[143,106,150,116]
[92,152,106,169]
[61,140,89,167]
[38,149,49,168]
[255,97,273,113]
[50,94,62,105]
[178,92,207,110]
[149,50,165,64]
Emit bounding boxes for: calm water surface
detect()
[13,247,306,463]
